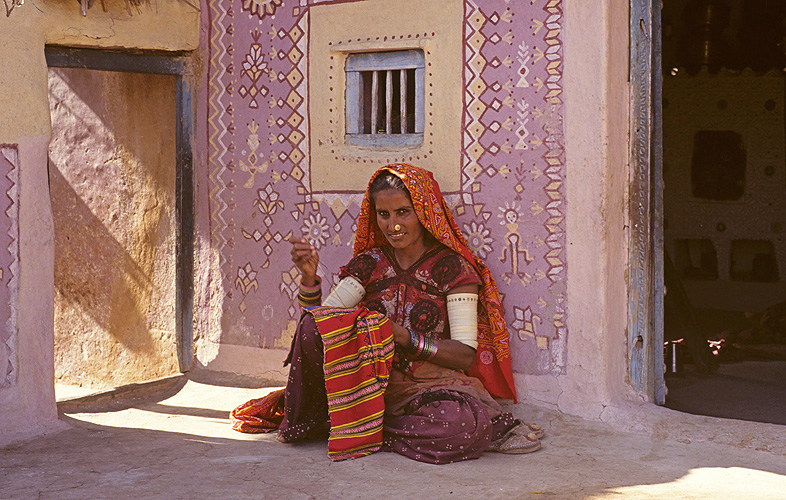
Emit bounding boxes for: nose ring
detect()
[394,224,401,231]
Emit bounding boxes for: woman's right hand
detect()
[290,236,319,286]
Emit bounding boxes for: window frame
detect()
[344,50,425,148]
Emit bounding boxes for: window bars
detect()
[345,50,424,147]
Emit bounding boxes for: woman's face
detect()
[372,188,427,251]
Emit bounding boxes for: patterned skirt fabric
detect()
[277,313,330,442]
[383,389,492,464]
[278,312,518,464]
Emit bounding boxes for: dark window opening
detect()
[730,239,778,282]
[691,130,746,201]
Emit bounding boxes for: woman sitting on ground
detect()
[276,163,543,464]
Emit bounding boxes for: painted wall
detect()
[0,0,641,443]
[196,0,643,423]
[0,0,199,443]
[197,0,569,390]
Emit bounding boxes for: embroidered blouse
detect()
[338,244,481,341]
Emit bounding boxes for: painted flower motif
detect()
[241,43,268,84]
[302,213,330,249]
[255,183,282,215]
[498,201,524,226]
[235,263,259,295]
[463,221,493,259]
[241,0,283,21]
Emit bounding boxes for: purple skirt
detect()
[278,313,517,464]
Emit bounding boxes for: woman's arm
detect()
[392,284,479,372]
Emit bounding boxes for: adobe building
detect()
[1,0,784,452]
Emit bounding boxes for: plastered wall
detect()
[0,0,199,443]
[0,0,640,443]
[546,0,632,419]
[48,67,179,390]
[197,0,571,392]
[196,0,640,421]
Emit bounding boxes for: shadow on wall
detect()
[49,161,155,352]
[48,66,178,388]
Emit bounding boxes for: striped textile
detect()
[310,306,395,461]
[229,388,285,433]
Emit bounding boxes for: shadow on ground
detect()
[2,370,786,500]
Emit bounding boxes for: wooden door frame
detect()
[45,46,195,372]
[628,0,665,404]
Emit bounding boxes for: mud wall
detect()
[48,68,179,389]
[0,0,199,442]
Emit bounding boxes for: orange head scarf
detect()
[354,163,517,402]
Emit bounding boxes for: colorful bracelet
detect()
[408,328,420,353]
[420,336,438,361]
[406,327,438,361]
[297,280,322,308]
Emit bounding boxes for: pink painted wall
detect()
[0,145,19,390]
[201,0,566,376]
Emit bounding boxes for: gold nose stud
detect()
[394,224,401,231]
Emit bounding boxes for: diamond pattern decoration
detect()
[209,0,566,373]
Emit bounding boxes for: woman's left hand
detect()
[390,322,412,348]
[390,322,474,372]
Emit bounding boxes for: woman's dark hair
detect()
[368,172,411,202]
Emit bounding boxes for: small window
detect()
[345,50,424,147]
[691,130,746,201]
[730,239,778,282]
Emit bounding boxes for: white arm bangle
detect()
[447,293,479,349]
[323,276,365,308]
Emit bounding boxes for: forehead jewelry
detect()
[394,224,401,231]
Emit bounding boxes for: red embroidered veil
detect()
[354,163,517,402]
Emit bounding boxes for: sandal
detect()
[519,421,545,440]
[487,430,542,454]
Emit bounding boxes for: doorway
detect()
[660,0,786,425]
[46,48,194,399]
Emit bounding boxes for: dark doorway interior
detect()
[661,0,786,425]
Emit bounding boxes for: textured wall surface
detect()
[0,0,200,443]
[0,145,20,389]
[663,70,786,312]
[203,0,566,377]
[48,68,179,389]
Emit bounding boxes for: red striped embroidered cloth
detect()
[311,306,395,461]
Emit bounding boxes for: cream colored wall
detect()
[514,0,635,420]
[0,0,199,444]
[309,0,464,192]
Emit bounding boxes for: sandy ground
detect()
[2,374,786,500]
